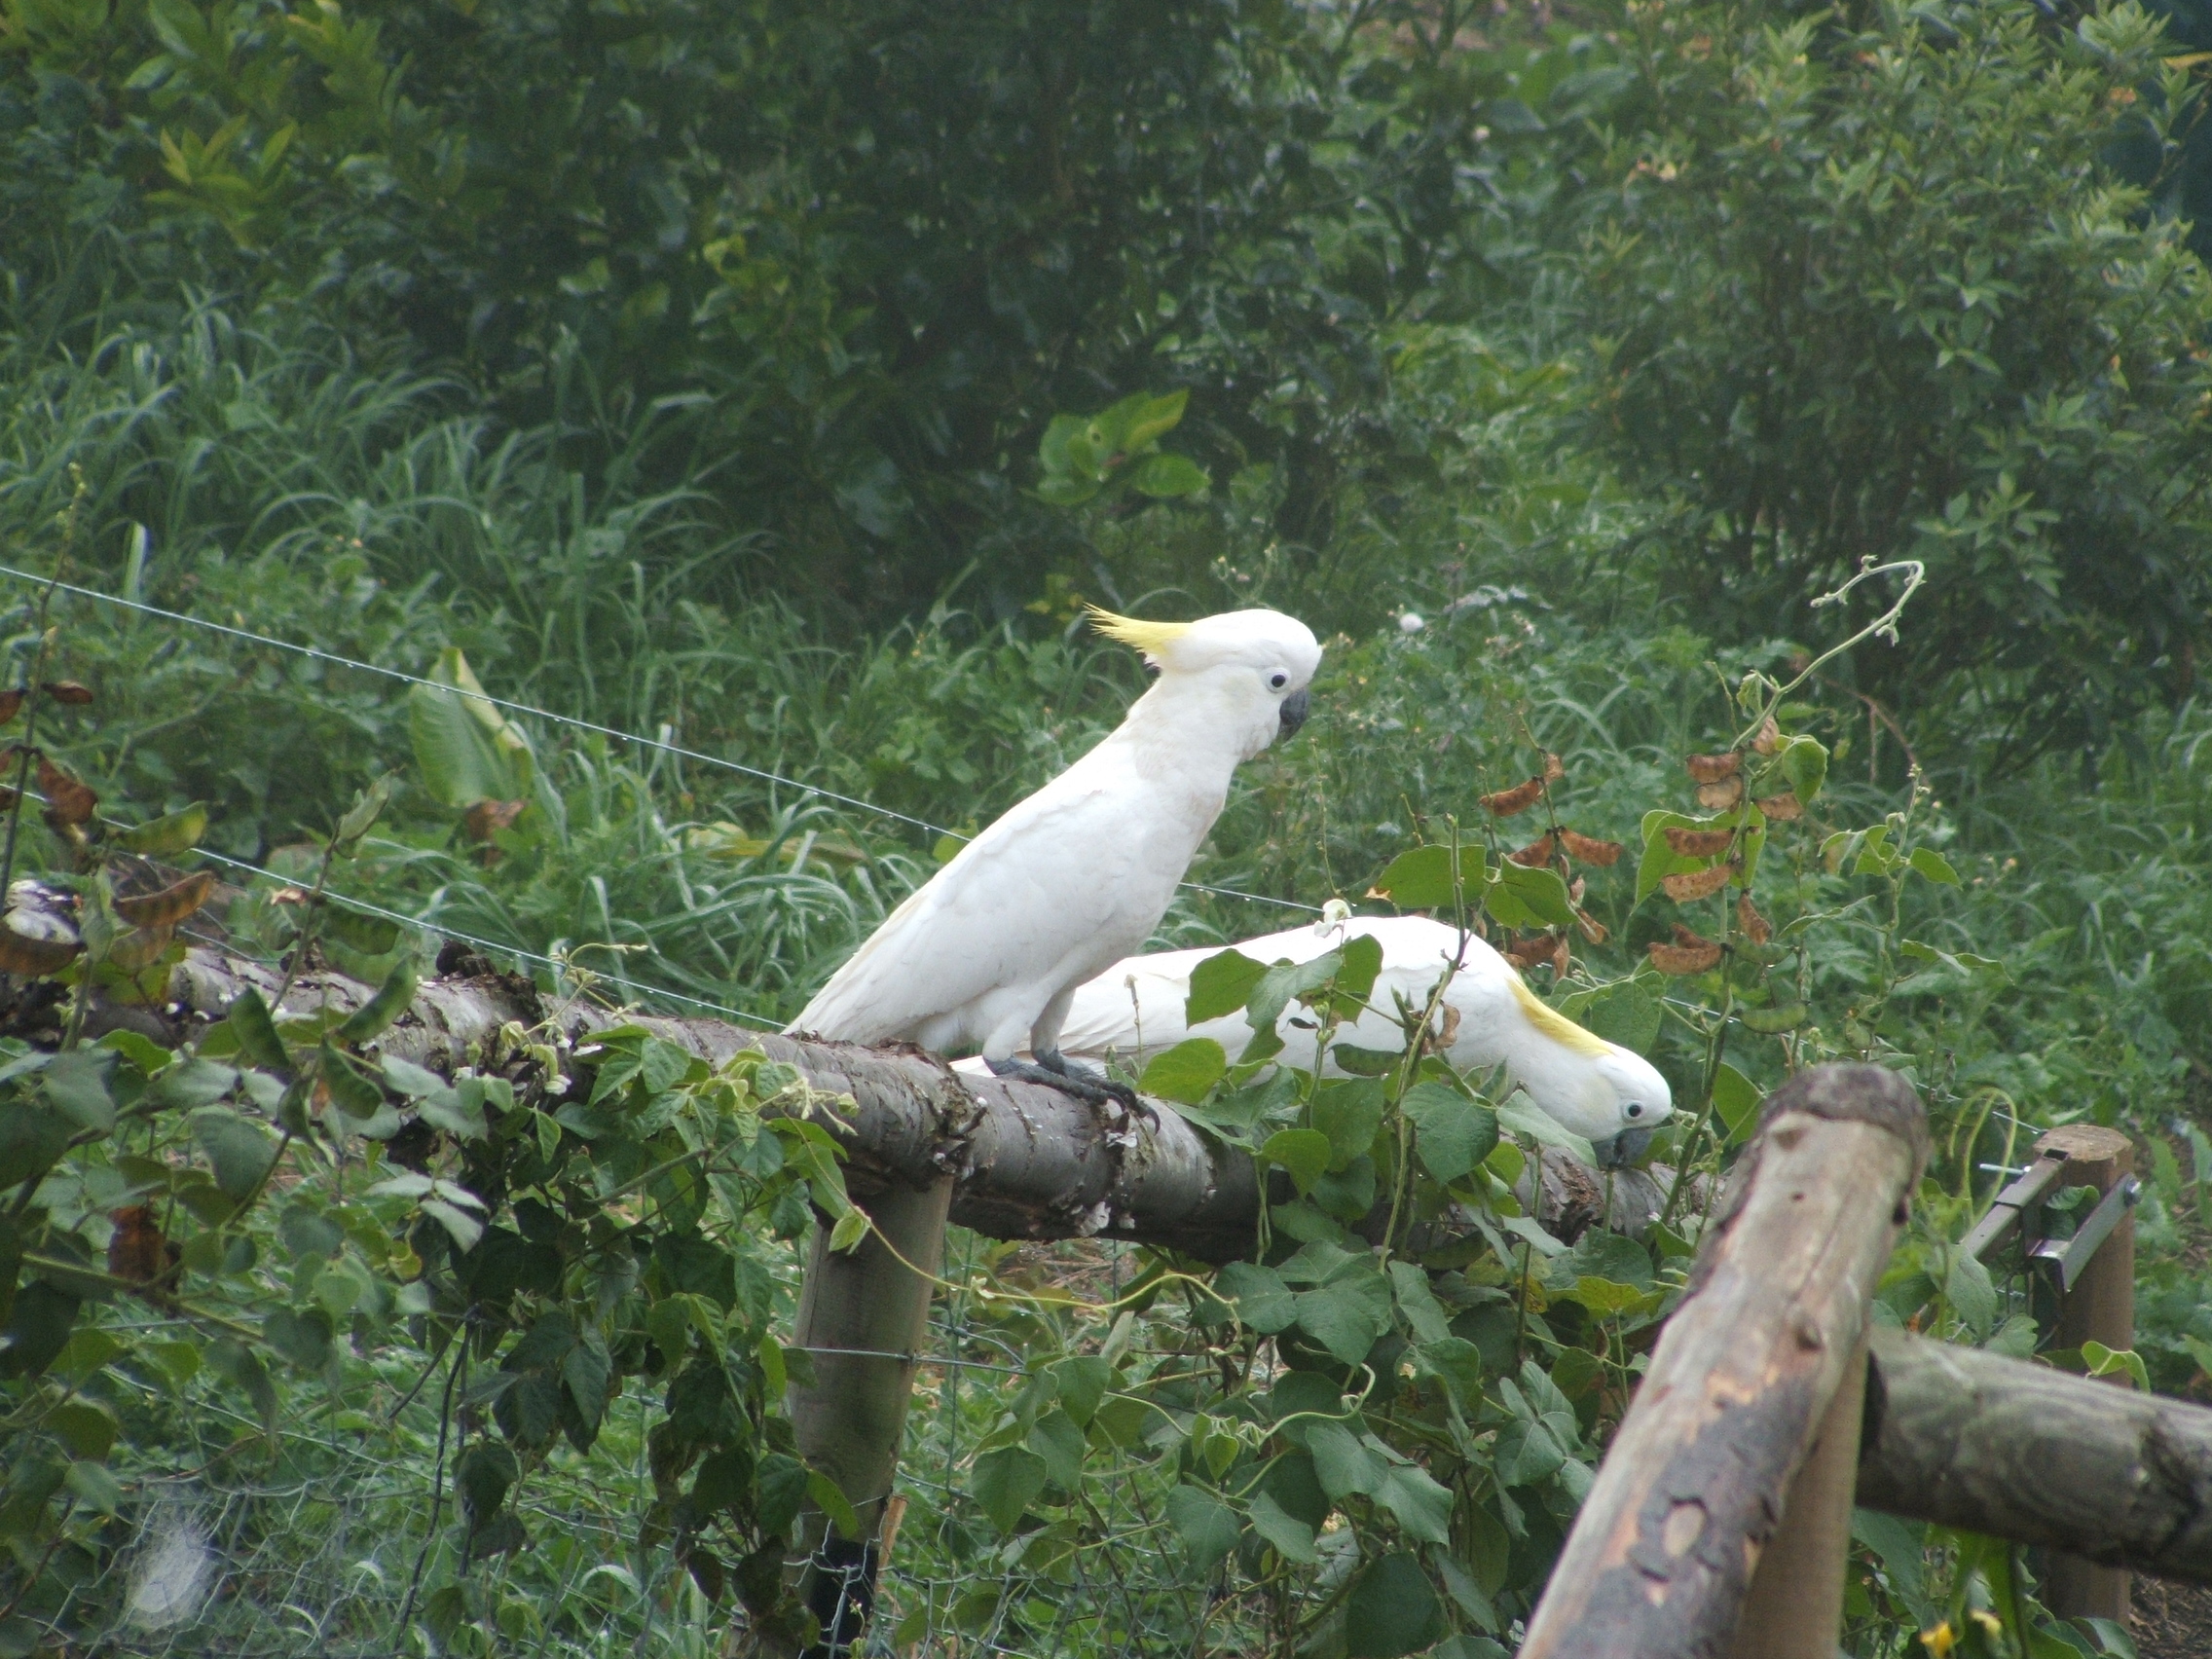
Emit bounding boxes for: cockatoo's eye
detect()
[1268,671,1289,690]
[1625,1102,1645,1119]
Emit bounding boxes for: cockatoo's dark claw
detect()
[988,1051,1151,1126]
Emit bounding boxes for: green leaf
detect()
[1312,1079,1385,1167]
[1050,1356,1111,1427]
[1944,1247,1998,1338]
[408,648,534,808]
[318,1046,386,1120]
[1164,1483,1241,1569]
[1140,1039,1227,1104]
[1779,735,1828,805]
[1496,1099,1598,1167]
[41,1051,114,1134]
[337,957,418,1046]
[1489,861,1578,929]
[1246,1490,1317,1564]
[1117,388,1190,451]
[192,1108,276,1201]
[1346,1553,1445,1658]
[1401,1082,1497,1184]
[334,775,394,847]
[208,1337,278,1426]
[1908,846,1961,885]
[264,1306,333,1371]
[119,803,207,855]
[1304,1420,1380,1500]
[146,1056,239,1112]
[1127,453,1209,498]
[1293,1269,1394,1365]
[1026,1408,1086,1490]
[45,1400,117,1460]
[1415,1337,1484,1408]
[1216,1261,1295,1334]
[1370,844,1461,910]
[1386,1260,1453,1345]
[807,1470,861,1541]
[1262,1128,1334,1194]
[1372,1459,1454,1545]
[1712,1062,1763,1148]
[1187,948,1267,1022]
[1585,981,1662,1054]
[970,1445,1048,1531]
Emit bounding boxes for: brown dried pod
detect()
[1648,940,1722,976]
[1567,875,1587,903]
[107,926,174,974]
[1673,923,1715,947]
[1508,833,1557,868]
[1684,752,1742,783]
[114,869,215,928]
[1548,931,1571,977]
[1557,828,1623,866]
[1542,752,1566,783]
[41,681,93,706]
[1662,863,1736,902]
[1738,895,1773,944]
[463,798,528,842]
[1575,906,1609,945]
[0,689,22,725]
[1663,826,1736,858]
[1427,1001,1463,1054]
[1756,792,1803,822]
[1505,933,1555,971]
[1751,716,1781,756]
[1480,776,1546,817]
[0,925,81,977]
[35,757,96,827]
[1696,775,1745,810]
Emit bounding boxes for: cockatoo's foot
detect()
[985,1051,1147,1123]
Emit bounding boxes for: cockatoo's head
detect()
[1090,607,1322,759]
[1503,977,1675,1167]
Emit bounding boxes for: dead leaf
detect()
[41,681,92,706]
[115,869,215,928]
[1426,1001,1463,1054]
[1662,863,1736,902]
[1663,826,1735,858]
[463,799,528,842]
[1684,753,1742,784]
[1480,777,1546,817]
[108,1205,174,1286]
[35,757,96,827]
[1738,895,1772,944]
[1567,875,1586,903]
[1756,793,1803,822]
[0,690,22,725]
[1575,906,1609,945]
[1557,828,1622,866]
[1548,932,1570,977]
[1508,833,1557,867]
[1504,933,1553,971]
[1751,716,1781,756]
[1696,776,1745,810]
[1542,753,1566,782]
[0,926,80,977]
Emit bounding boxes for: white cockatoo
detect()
[789,607,1323,1106]
[1040,913,1673,1164]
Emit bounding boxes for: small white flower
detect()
[1398,612,1425,633]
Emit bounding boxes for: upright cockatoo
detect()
[789,607,1322,1106]
[1045,914,1673,1163]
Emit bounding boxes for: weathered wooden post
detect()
[1519,1064,1928,1659]
[2033,1124,2138,1625]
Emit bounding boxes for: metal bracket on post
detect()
[2029,1175,2141,1294]
[1961,1150,2068,1264]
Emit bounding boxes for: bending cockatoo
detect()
[789,607,1322,1108]
[1047,914,1673,1164]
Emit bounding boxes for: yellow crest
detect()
[1088,606,1193,660]
[1507,974,1613,1059]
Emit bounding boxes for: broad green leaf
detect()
[1117,388,1189,450]
[1779,734,1827,804]
[408,648,534,808]
[1128,453,1209,498]
[1262,1128,1333,1194]
[146,1057,239,1113]
[381,1054,446,1097]
[1415,1337,1483,1407]
[1305,1420,1381,1500]
[1585,980,1662,1054]
[1216,1261,1296,1334]
[972,1446,1048,1531]
[1909,846,1961,885]
[1312,1078,1385,1167]
[1164,1484,1241,1569]
[46,1400,117,1460]
[1712,1062,1764,1148]
[1246,1490,1317,1564]
[41,1051,114,1134]
[318,1046,386,1120]
[1401,1082,1497,1184]
[1187,948,1267,1022]
[191,1108,276,1201]
[1372,1459,1453,1545]
[1027,1407,1086,1490]
[1140,1039,1226,1104]
[1050,1356,1111,1427]
[263,1306,333,1371]
[1489,861,1577,929]
[1370,844,1462,910]
[1496,1099,1598,1167]
[1386,1260,1453,1345]
[1944,1248,1997,1338]
[1553,1230,1654,1291]
[807,1470,861,1541]
[1295,1268,1394,1362]
[224,988,291,1073]
[1346,1553,1444,1658]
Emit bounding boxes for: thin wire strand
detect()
[0,565,1320,914]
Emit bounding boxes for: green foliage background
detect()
[3,0,2212,1654]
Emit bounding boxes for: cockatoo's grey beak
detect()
[1595,1125,1657,1170]
[1277,689,1310,739]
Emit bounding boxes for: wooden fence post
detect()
[2035,1124,2136,1627]
[1519,1065,1928,1659]
[1729,1341,1868,1659]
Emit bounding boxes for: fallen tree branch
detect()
[1859,1326,2212,1585]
